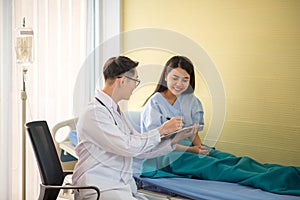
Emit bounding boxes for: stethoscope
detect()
[95,97,118,125]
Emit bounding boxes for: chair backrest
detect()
[26,121,65,186]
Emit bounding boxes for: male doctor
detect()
[72,56,197,199]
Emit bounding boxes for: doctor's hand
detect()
[158,116,183,136]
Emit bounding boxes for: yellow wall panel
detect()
[122,0,300,166]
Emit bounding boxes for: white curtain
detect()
[1,0,120,199]
[0,0,13,199]
[12,0,90,199]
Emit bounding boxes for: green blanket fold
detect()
[141,149,300,196]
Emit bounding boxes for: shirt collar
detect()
[95,90,119,112]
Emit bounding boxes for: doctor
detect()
[72,56,195,199]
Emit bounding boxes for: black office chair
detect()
[26,120,100,200]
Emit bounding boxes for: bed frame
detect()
[52,116,300,200]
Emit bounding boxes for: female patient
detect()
[139,55,300,196]
[141,56,209,155]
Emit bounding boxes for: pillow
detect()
[68,130,78,146]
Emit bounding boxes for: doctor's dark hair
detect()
[103,56,139,80]
[144,55,196,105]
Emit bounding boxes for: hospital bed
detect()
[52,114,300,200]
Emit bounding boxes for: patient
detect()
[139,55,300,196]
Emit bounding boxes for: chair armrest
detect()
[40,183,100,200]
[63,170,73,177]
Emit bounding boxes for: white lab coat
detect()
[72,90,174,199]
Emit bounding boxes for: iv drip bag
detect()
[15,18,34,65]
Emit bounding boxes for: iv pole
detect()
[21,69,27,200]
[16,17,33,200]
[21,67,27,200]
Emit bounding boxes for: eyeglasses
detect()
[118,75,141,86]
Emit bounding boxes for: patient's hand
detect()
[188,145,210,155]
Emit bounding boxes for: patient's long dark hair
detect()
[143,55,196,106]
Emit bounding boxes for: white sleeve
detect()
[124,110,175,158]
[77,105,161,157]
[136,139,176,159]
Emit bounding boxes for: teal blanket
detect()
[141,149,300,196]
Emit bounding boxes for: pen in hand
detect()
[166,116,184,130]
[167,116,183,124]
[166,117,182,121]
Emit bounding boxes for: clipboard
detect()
[160,125,195,139]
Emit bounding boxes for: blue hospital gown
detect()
[141,92,203,146]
